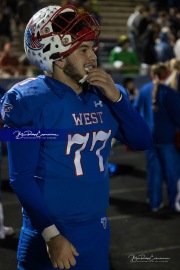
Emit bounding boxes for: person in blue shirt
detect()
[1,5,152,270]
[154,31,175,63]
[0,85,15,239]
[134,62,180,212]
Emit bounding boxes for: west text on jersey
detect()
[72,112,103,125]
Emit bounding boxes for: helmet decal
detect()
[25,20,45,50]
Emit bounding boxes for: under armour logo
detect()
[94,100,103,107]
[101,217,107,229]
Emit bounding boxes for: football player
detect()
[1,5,152,270]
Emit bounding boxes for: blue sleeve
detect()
[106,84,152,150]
[133,87,145,115]
[165,88,180,128]
[132,90,141,111]
[1,90,54,233]
[1,90,33,128]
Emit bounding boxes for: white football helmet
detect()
[24,5,100,73]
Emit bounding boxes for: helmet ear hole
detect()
[37,31,42,41]
[49,52,60,60]
[43,44,51,53]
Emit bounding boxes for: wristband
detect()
[42,225,60,242]
[115,93,122,102]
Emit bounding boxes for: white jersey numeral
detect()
[66,130,112,176]
[90,130,111,172]
[66,133,90,176]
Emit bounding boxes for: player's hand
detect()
[87,67,121,102]
[46,234,79,269]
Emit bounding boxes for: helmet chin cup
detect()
[24,5,100,73]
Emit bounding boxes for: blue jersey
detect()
[1,75,152,232]
[133,82,180,144]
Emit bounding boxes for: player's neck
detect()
[52,72,83,94]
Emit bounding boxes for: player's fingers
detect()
[88,72,113,86]
[58,261,64,269]
[52,261,58,268]
[88,73,107,83]
[88,67,107,75]
[71,244,79,256]
[63,259,71,269]
[69,255,77,267]
[87,68,107,79]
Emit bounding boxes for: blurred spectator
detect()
[109,35,140,75]
[138,6,153,39]
[84,0,101,24]
[0,2,12,50]
[0,42,19,77]
[148,1,159,21]
[127,4,145,50]
[137,22,159,65]
[16,0,36,26]
[166,58,180,153]
[168,7,180,38]
[122,77,138,103]
[134,62,180,212]
[15,0,36,46]
[174,33,180,58]
[166,58,180,91]
[154,28,175,62]
[136,7,158,65]
[156,10,170,28]
[0,85,15,239]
